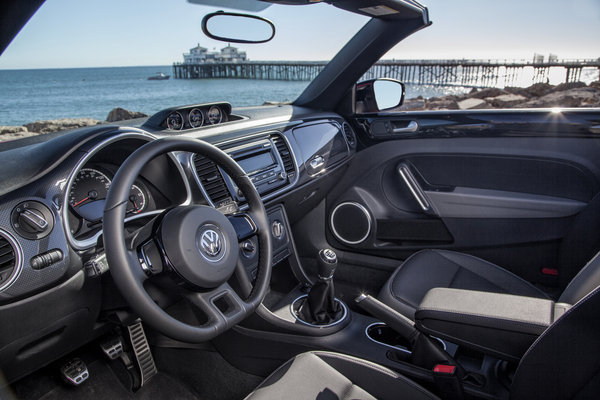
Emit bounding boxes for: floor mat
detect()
[9,359,198,400]
[153,348,262,400]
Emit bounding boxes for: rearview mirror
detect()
[202,11,275,44]
[355,78,405,113]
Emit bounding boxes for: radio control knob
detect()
[278,171,287,181]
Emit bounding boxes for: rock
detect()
[517,87,600,108]
[468,88,478,95]
[504,86,530,97]
[486,94,528,108]
[590,81,600,90]
[0,126,36,141]
[457,98,491,110]
[106,107,148,122]
[524,82,554,97]
[426,98,459,110]
[552,82,587,92]
[399,98,426,111]
[0,126,29,135]
[468,87,506,99]
[24,118,101,134]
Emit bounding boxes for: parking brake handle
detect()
[355,294,464,376]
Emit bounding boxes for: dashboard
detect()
[0,102,357,383]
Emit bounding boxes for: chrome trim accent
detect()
[392,121,419,133]
[198,224,227,262]
[365,323,412,354]
[398,165,430,211]
[290,294,348,328]
[330,202,372,245]
[62,129,191,250]
[365,322,448,353]
[138,241,154,276]
[188,131,300,209]
[0,229,24,293]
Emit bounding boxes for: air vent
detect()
[271,134,295,176]
[0,232,18,289]
[342,122,356,148]
[193,155,233,206]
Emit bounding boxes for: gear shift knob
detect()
[317,248,338,280]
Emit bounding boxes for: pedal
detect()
[126,320,157,387]
[100,337,124,360]
[60,358,89,386]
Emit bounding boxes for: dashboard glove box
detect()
[415,288,570,362]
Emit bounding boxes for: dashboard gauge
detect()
[127,185,146,214]
[166,111,184,130]
[188,108,204,128]
[69,168,111,210]
[207,106,222,125]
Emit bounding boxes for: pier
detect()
[173,59,600,87]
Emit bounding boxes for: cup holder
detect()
[366,323,413,354]
[366,322,447,355]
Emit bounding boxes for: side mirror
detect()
[355,78,405,113]
[202,11,275,44]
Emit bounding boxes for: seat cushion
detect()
[245,351,439,400]
[379,249,549,319]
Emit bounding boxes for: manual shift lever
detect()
[298,249,344,325]
[317,248,338,280]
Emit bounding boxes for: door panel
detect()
[325,109,600,287]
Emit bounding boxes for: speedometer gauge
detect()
[69,168,111,210]
[207,106,222,124]
[188,108,204,128]
[166,111,184,130]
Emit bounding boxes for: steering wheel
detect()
[102,137,272,342]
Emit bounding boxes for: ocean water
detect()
[0,65,465,127]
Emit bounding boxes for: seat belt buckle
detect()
[433,364,464,400]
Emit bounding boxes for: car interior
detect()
[2,1,600,399]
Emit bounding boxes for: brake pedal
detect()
[100,337,124,360]
[60,358,89,386]
[126,320,157,386]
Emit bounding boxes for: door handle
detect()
[392,121,418,133]
[398,164,430,212]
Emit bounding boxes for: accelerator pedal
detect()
[126,320,157,386]
[60,358,89,386]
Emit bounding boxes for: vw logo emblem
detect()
[200,229,222,257]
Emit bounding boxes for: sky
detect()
[0,0,598,70]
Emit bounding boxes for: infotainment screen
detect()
[237,151,276,174]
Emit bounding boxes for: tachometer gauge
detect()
[188,108,204,128]
[127,185,146,214]
[166,111,184,130]
[207,106,222,124]
[69,168,111,210]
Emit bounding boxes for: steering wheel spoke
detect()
[184,283,249,332]
[227,213,257,242]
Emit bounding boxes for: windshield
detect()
[0,1,367,134]
[0,0,598,142]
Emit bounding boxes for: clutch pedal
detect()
[60,358,89,386]
[126,320,157,386]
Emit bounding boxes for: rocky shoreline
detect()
[0,108,148,142]
[2,82,600,142]
[400,81,600,111]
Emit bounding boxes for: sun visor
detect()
[333,0,429,21]
[187,0,272,12]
